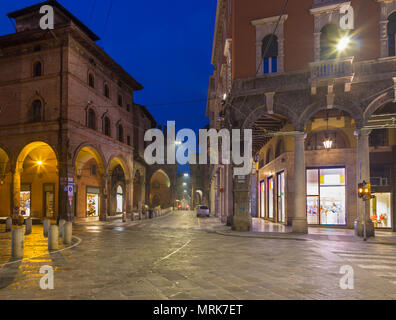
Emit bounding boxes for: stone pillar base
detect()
[292,218,308,234]
[99,215,107,222]
[232,214,252,232]
[226,215,232,227]
[354,219,375,238]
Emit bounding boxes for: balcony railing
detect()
[309,57,354,84]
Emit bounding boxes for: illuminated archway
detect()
[0,147,11,217]
[150,169,171,208]
[74,146,105,218]
[15,142,58,218]
[108,157,128,215]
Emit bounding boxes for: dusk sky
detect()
[0,0,216,172]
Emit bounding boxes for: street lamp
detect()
[336,36,350,52]
[323,111,333,151]
[184,173,189,177]
[183,182,187,186]
[36,160,43,166]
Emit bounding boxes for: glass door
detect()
[268,177,274,219]
[277,172,285,223]
[260,180,265,218]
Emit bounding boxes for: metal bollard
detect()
[43,218,50,238]
[48,225,59,250]
[11,228,24,259]
[25,217,32,235]
[58,219,66,238]
[63,222,72,245]
[5,217,12,232]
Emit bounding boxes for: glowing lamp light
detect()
[337,37,350,52]
[36,160,43,166]
[183,183,187,186]
[323,137,333,151]
[184,173,189,177]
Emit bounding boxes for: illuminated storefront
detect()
[268,177,274,219]
[260,180,265,218]
[307,167,346,226]
[277,172,285,223]
[87,186,100,217]
[20,184,31,217]
[370,193,392,229]
[116,185,124,213]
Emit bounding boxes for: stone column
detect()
[232,173,252,232]
[355,129,375,237]
[125,179,133,215]
[99,174,108,221]
[292,133,308,234]
[58,163,74,222]
[12,167,21,216]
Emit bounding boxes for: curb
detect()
[214,230,311,241]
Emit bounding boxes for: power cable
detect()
[102,0,114,44]
[88,0,97,26]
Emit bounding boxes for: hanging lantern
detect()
[323,111,333,151]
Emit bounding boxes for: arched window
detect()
[118,94,123,107]
[32,100,42,122]
[320,24,341,60]
[275,139,285,158]
[88,73,95,88]
[265,148,274,164]
[104,83,110,98]
[118,124,124,142]
[33,61,42,77]
[388,13,396,56]
[88,109,96,130]
[262,35,278,74]
[104,117,111,136]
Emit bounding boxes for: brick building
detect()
[208,0,396,235]
[0,1,175,222]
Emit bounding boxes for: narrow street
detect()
[1,211,396,300]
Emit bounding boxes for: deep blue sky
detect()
[1,0,216,173]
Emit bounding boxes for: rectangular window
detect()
[268,176,274,219]
[306,167,346,226]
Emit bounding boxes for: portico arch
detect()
[150,169,171,208]
[0,147,11,217]
[107,156,130,215]
[15,141,58,218]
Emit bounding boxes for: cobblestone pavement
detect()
[1,210,396,300]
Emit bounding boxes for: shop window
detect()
[20,184,31,217]
[32,100,42,122]
[306,167,346,226]
[116,185,124,213]
[267,177,274,219]
[260,180,265,218]
[277,171,285,223]
[87,186,100,217]
[370,193,392,228]
[33,61,42,77]
[388,12,396,57]
[262,34,278,74]
[43,184,55,218]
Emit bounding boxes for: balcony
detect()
[309,56,354,85]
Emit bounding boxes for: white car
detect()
[197,205,210,217]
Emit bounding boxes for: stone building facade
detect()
[208,0,396,234]
[0,1,174,222]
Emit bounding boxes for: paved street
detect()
[1,210,396,300]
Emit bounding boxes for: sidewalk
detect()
[214,218,396,245]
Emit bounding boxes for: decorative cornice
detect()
[251,15,288,27]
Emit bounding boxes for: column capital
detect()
[354,128,371,137]
[293,132,306,140]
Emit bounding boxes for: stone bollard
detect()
[25,217,32,235]
[11,228,24,259]
[122,213,127,223]
[131,213,135,222]
[43,218,50,238]
[5,217,12,232]
[58,219,66,238]
[48,225,59,250]
[63,222,72,245]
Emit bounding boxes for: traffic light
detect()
[358,181,371,200]
[358,182,365,199]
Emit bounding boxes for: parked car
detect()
[196,205,210,217]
